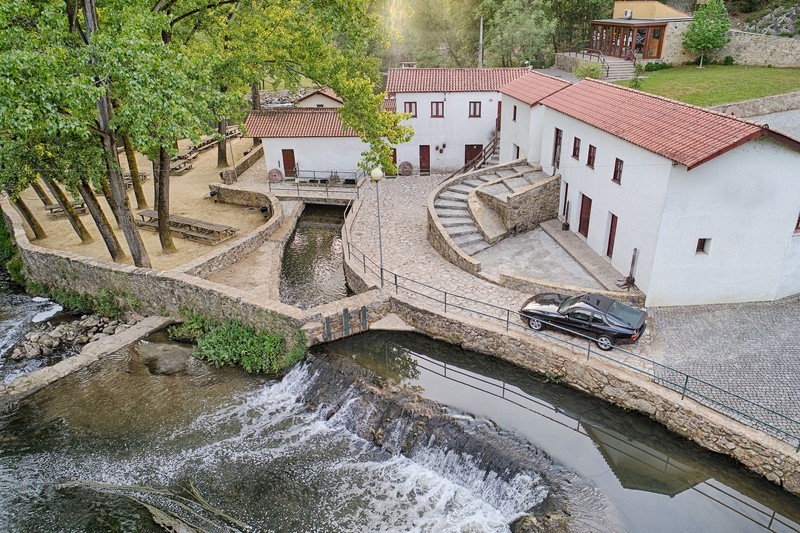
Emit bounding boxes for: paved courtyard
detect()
[349,174,800,442]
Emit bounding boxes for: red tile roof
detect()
[499,71,571,106]
[244,108,356,138]
[296,87,343,104]
[386,68,530,94]
[540,79,800,169]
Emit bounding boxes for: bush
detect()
[724,55,734,65]
[195,321,288,374]
[24,283,126,317]
[644,61,672,71]
[168,311,218,343]
[572,61,604,79]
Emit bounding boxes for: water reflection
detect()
[318,331,800,532]
[280,204,352,308]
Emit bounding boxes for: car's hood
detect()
[520,293,569,314]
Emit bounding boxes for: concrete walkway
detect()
[348,174,800,440]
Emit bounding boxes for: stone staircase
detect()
[604,57,637,81]
[433,160,544,256]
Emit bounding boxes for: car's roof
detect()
[578,294,615,312]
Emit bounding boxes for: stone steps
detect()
[453,231,485,247]
[439,190,469,201]
[434,198,468,210]
[440,216,475,226]
[462,240,492,255]
[446,224,479,237]
[436,208,471,218]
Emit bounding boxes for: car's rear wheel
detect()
[528,317,544,331]
[596,335,614,351]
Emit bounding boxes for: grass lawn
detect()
[617,65,800,106]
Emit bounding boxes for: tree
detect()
[481,0,555,67]
[683,0,731,68]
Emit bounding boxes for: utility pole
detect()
[478,16,484,68]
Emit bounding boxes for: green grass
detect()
[616,65,800,106]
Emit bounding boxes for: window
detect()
[512,105,517,122]
[513,144,520,159]
[569,311,591,322]
[572,137,581,159]
[431,101,444,118]
[316,104,324,108]
[403,101,417,117]
[795,213,800,233]
[587,145,596,168]
[469,101,481,117]
[696,238,711,254]
[612,158,623,184]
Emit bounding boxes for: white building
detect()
[523,79,800,307]
[295,87,343,108]
[245,108,367,177]
[386,68,529,173]
[497,71,571,163]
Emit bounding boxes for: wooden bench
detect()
[122,171,149,189]
[135,209,238,245]
[44,202,87,218]
[170,160,193,176]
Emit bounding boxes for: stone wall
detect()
[177,184,284,279]
[495,272,646,306]
[301,288,391,345]
[712,31,800,68]
[709,91,800,117]
[554,54,582,74]
[220,143,264,184]
[660,21,694,65]
[387,297,800,496]
[476,175,560,234]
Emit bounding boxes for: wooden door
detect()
[282,149,296,177]
[392,148,397,168]
[579,194,592,238]
[552,128,563,170]
[496,101,502,131]
[607,213,618,258]
[465,144,483,165]
[419,145,430,174]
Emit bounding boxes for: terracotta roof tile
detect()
[245,108,356,138]
[296,86,343,104]
[499,71,572,106]
[540,79,776,169]
[386,68,529,94]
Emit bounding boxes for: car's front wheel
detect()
[528,317,545,331]
[596,335,614,351]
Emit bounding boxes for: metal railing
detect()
[444,134,499,183]
[344,237,800,451]
[267,169,366,199]
[562,46,611,78]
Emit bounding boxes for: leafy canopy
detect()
[682,0,731,65]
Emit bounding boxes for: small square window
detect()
[431,101,444,118]
[612,158,623,184]
[469,101,481,117]
[512,105,517,122]
[696,238,711,254]
[572,137,581,159]
[403,101,417,117]
[587,145,596,168]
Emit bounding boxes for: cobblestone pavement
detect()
[348,174,800,445]
[750,109,800,140]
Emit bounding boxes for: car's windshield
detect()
[557,295,581,314]
[607,301,644,327]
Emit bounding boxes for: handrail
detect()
[562,45,610,78]
[341,215,800,451]
[442,133,499,183]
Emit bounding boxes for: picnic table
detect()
[170,159,193,176]
[122,171,149,189]
[44,201,87,218]
[135,209,238,245]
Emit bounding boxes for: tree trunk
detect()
[31,180,53,206]
[217,118,229,168]
[83,0,151,268]
[11,197,46,240]
[251,83,262,146]
[42,176,93,243]
[97,174,121,225]
[154,146,177,253]
[121,131,148,209]
[77,179,125,262]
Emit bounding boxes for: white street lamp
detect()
[371,167,385,288]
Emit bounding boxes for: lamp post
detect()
[371,167,385,288]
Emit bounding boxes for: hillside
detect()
[663,0,799,37]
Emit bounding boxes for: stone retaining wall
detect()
[709,91,800,117]
[302,289,391,345]
[176,184,283,279]
[554,54,582,74]
[495,272,646,306]
[386,297,800,495]
[712,31,800,68]
[476,175,560,234]
[220,143,264,184]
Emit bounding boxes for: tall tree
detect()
[683,0,731,68]
[481,0,555,67]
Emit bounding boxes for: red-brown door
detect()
[552,128,563,170]
[579,194,592,238]
[392,148,397,168]
[419,145,430,174]
[282,149,296,177]
[606,213,618,258]
[496,101,502,131]
[465,144,483,165]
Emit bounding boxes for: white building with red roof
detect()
[526,78,800,306]
[386,67,528,173]
[244,108,367,178]
[295,87,343,108]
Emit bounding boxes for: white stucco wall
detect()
[499,95,532,163]
[296,94,343,108]
[647,138,800,306]
[540,108,673,298]
[393,91,501,172]
[260,136,368,175]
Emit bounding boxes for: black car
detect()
[519,293,647,351]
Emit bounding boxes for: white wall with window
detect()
[260,136,367,176]
[393,91,501,172]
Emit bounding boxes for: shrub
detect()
[195,321,290,374]
[724,55,734,66]
[168,311,218,343]
[572,61,604,79]
[644,61,672,71]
